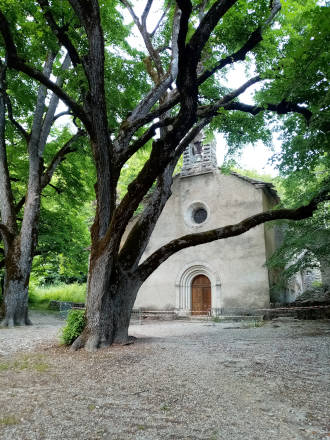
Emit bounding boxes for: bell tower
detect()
[180,133,217,177]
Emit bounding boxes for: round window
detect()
[193,207,207,224]
[184,201,209,227]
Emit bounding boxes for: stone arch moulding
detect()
[175,261,221,315]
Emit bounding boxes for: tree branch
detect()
[0,59,17,232]
[198,0,281,85]
[115,7,181,154]
[29,52,56,159]
[137,188,330,282]
[39,52,71,153]
[40,130,85,190]
[5,94,30,142]
[14,197,26,215]
[119,157,177,270]
[52,111,73,123]
[0,223,14,243]
[48,183,63,194]
[128,4,266,135]
[0,10,91,131]
[14,131,85,214]
[37,0,81,66]
[121,0,164,79]
[223,100,312,122]
[150,3,171,37]
[197,75,262,118]
[187,0,237,55]
[198,29,263,85]
[118,117,175,166]
[141,0,153,27]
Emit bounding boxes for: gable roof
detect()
[229,171,280,203]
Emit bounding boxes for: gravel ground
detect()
[0,312,329,440]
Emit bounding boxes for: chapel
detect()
[131,139,280,315]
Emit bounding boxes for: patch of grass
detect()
[160,404,170,412]
[88,404,96,411]
[212,316,221,323]
[13,359,29,370]
[0,415,19,426]
[29,283,86,309]
[60,309,86,345]
[2,355,49,373]
[0,362,10,371]
[34,361,49,372]
[243,320,264,328]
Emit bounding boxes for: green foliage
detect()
[61,309,86,345]
[29,283,86,308]
[0,113,95,286]
[267,159,330,284]
[257,2,330,174]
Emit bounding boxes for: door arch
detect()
[191,274,211,315]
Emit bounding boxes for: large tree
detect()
[0,0,329,348]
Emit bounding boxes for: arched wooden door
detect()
[191,274,211,315]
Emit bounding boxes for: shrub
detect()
[60,309,86,345]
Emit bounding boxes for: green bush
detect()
[60,309,86,345]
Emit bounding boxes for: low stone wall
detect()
[48,300,85,311]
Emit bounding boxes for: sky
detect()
[214,64,282,176]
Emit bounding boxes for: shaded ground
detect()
[0,310,63,356]
[0,311,329,440]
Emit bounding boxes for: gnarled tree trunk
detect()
[72,250,143,351]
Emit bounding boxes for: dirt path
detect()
[0,313,329,440]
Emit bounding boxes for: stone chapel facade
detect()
[129,140,280,315]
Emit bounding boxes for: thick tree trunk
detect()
[71,253,141,351]
[1,180,41,327]
[1,238,33,326]
[2,278,31,327]
[112,276,142,344]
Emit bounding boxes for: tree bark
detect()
[72,255,142,351]
[2,237,33,326]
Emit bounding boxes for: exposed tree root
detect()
[70,330,136,351]
[70,334,85,351]
[1,312,32,327]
